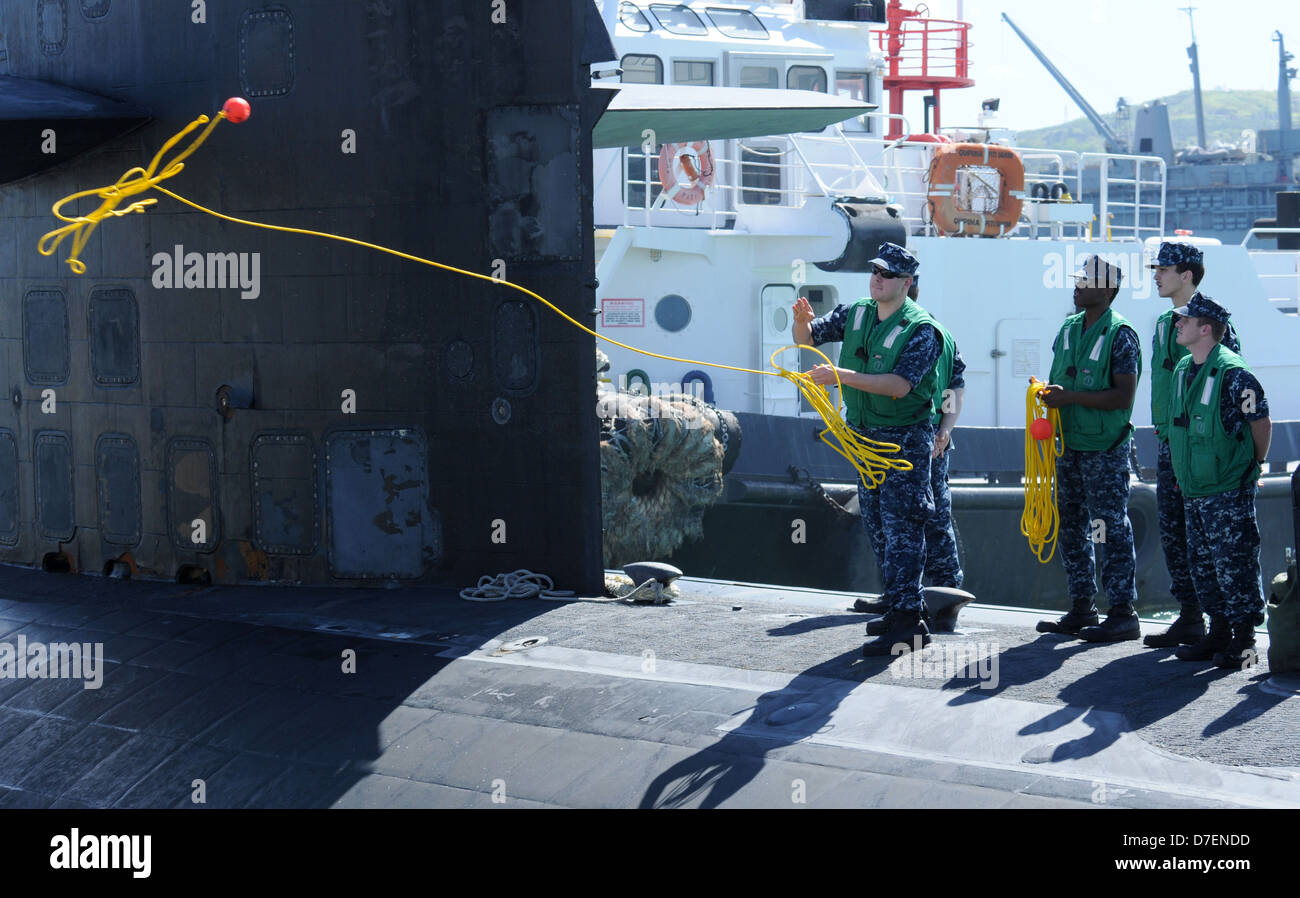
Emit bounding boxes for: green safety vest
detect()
[1151,308,1242,442]
[1047,307,1141,452]
[1167,344,1259,498]
[930,322,957,428]
[840,298,947,429]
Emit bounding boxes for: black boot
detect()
[1174,616,1232,661]
[865,609,898,635]
[1212,621,1260,670]
[852,595,890,614]
[862,609,930,657]
[1036,597,1099,636]
[1143,607,1206,648]
[1078,605,1141,642]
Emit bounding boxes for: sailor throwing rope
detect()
[794,243,956,657]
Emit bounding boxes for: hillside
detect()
[1015,89,1300,155]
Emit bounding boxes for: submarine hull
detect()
[0,0,612,593]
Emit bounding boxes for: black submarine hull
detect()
[0,0,613,593]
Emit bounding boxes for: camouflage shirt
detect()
[1109,325,1141,377]
[949,345,966,391]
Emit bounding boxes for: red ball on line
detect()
[223,97,251,123]
[1029,417,1053,441]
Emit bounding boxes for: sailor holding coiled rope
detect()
[793,243,954,657]
[1036,255,1143,642]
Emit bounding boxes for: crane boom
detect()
[1001,13,1126,153]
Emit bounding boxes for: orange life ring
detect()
[926,143,1025,237]
[658,140,715,206]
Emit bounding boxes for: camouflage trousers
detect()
[1056,443,1137,609]
[1183,484,1266,625]
[923,447,964,588]
[856,421,935,614]
[1155,439,1199,612]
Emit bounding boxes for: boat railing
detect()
[1241,227,1300,246]
[1243,231,1300,315]
[614,130,1167,244]
[1080,153,1166,243]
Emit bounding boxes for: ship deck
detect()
[0,565,1295,809]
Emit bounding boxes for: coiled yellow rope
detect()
[37,105,906,490]
[1021,378,1063,562]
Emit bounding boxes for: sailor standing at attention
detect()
[1165,295,1271,669]
[1144,242,1242,649]
[1036,255,1143,642]
[792,243,950,656]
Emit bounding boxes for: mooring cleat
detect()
[922,586,975,633]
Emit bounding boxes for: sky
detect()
[905,0,1296,132]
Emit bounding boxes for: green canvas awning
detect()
[591,83,876,149]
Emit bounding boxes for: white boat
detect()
[587,0,1300,605]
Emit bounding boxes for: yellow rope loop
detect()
[1021,378,1064,562]
[37,107,912,490]
[38,111,229,274]
[769,345,908,491]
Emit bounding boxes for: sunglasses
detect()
[871,265,905,279]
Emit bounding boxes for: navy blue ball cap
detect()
[868,242,919,276]
[1148,241,1203,268]
[1171,291,1231,324]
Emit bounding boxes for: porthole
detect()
[654,294,691,332]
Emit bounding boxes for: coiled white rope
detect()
[459,569,577,602]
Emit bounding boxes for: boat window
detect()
[787,66,827,93]
[799,285,837,310]
[618,2,652,31]
[740,145,782,205]
[649,4,709,35]
[705,7,768,39]
[835,70,872,132]
[673,60,715,86]
[621,53,664,84]
[738,65,778,89]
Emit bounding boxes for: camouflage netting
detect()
[598,387,725,569]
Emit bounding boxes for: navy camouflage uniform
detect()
[1181,364,1269,626]
[1056,326,1141,609]
[1153,267,1241,612]
[925,345,965,588]
[809,309,941,615]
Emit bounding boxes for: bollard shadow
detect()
[765,613,874,637]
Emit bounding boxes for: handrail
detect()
[1242,227,1300,246]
